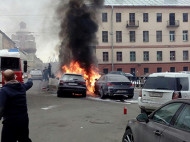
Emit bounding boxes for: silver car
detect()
[30,69,43,80]
[122,99,190,142]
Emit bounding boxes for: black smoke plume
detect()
[57,0,104,73]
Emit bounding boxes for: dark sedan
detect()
[122,99,190,142]
[57,73,86,97]
[94,74,134,99]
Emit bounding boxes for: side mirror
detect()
[136,113,149,123]
[23,61,27,73]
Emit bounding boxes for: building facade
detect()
[96,0,190,76]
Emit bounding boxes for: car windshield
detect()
[107,76,130,82]
[62,74,84,81]
[30,70,42,75]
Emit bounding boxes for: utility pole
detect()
[111,5,114,71]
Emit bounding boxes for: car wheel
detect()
[100,88,105,99]
[122,129,134,142]
[57,90,62,97]
[82,91,86,97]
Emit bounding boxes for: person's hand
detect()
[27,74,32,79]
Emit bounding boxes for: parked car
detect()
[94,74,134,99]
[57,73,86,97]
[122,99,190,142]
[138,72,190,113]
[29,69,43,80]
[109,71,133,80]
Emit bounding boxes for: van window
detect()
[144,77,177,90]
[143,77,189,91]
[178,77,189,91]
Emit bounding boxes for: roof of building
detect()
[0,30,15,45]
[104,0,190,6]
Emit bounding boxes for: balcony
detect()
[126,20,139,28]
[167,20,179,27]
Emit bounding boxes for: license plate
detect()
[68,83,78,86]
[149,92,163,97]
[117,90,127,93]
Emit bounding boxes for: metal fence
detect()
[128,76,147,88]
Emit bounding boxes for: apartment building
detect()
[96,0,190,76]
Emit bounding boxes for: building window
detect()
[157,13,162,22]
[103,68,108,74]
[157,51,162,61]
[170,51,176,60]
[103,52,109,62]
[117,52,122,61]
[157,67,162,72]
[102,31,108,42]
[116,13,121,22]
[143,31,149,42]
[183,67,188,71]
[156,31,162,42]
[183,13,188,22]
[143,51,149,61]
[102,13,107,22]
[129,13,135,25]
[170,31,175,42]
[130,68,136,75]
[130,51,136,61]
[144,68,149,74]
[143,13,148,22]
[129,31,135,42]
[117,68,122,71]
[170,67,175,72]
[183,50,189,60]
[116,31,122,42]
[169,13,175,25]
[183,30,188,41]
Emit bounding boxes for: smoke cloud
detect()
[57,0,104,73]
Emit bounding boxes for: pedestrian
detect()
[43,67,49,81]
[0,69,33,142]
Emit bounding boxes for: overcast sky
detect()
[0,0,60,62]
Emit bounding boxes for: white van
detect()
[138,72,190,113]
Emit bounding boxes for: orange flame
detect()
[62,61,100,93]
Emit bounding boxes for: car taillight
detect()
[107,83,114,86]
[172,91,181,99]
[139,89,142,97]
[59,80,64,85]
[128,83,133,87]
[80,82,86,85]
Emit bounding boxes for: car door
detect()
[97,75,105,92]
[160,104,190,142]
[135,103,183,142]
[135,120,167,142]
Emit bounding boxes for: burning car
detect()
[57,73,87,97]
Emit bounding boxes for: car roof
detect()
[105,74,125,77]
[149,72,190,77]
